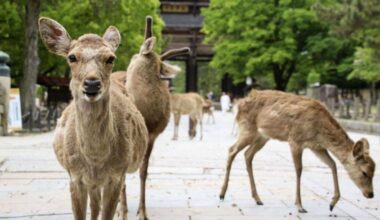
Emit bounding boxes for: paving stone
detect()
[0,111,379,219]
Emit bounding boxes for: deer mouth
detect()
[83,91,99,97]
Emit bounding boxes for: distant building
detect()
[160,0,246,97]
[160,0,212,92]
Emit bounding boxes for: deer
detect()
[170,92,204,140]
[39,17,148,220]
[220,89,375,213]
[112,16,190,220]
[203,97,215,124]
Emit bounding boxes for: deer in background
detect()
[114,16,190,220]
[170,92,204,140]
[220,90,375,213]
[203,97,215,124]
[39,17,148,220]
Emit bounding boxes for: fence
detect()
[0,87,6,135]
[22,105,63,132]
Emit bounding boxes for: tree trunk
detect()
[370,81,376,105]
[272,62,295,91]
[20,0,40,116]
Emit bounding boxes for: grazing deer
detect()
[203,98,215,124]
[114,17,190,220]
[220,90,375,213]
[170,92,204,140]
[39,17,148,220]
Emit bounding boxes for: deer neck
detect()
[323,136,354,165]
[127,65,161,89]
[74,94,116,165]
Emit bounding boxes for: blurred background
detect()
[0,0,379,134]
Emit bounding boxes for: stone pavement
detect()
[0,111,379,220]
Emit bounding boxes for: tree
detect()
[20,0,40,114]
[315,0,380,101]
[202,0,331,91]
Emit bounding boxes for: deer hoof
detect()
[298,208,307,213]
[219,195,225,201]
[256,201,264,206]
[330,204,335,211]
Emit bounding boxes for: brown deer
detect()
[39,17,148,220]
[220,90,375,213]
[170,92,204,140]
[114,17,190,220]
[203,97,215,124]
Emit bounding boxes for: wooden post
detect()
[353,97,360,120]
[364,100,371,121]
[338,96,345,118]
[376,99,380,122]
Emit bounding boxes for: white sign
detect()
[8,88,22,132]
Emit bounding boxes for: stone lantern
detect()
[0,51,10,135]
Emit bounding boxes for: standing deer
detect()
[113,17,190,220]
[39,17,148,220]
[170,92,204,140]
[220,90,375,213]
[203,97,215,124]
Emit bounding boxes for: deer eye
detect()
[362,172,369,178]
[68,54,77,63]
[106,56,115,64]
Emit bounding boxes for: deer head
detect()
[39,17,121,103]
[345,138,376,198]
[126,16,189,79]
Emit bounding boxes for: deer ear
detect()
[353,139,369,158]
[39,17,71,56]
[161,62,181,77]
[140,37,156,55]
[103,26,121,52]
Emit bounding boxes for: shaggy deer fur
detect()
[39,17,148,220]
[220,90,375,213]
[114,16,190,220]
[170,92,204,140]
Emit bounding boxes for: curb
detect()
[338,119,380,134]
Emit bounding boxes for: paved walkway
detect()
[0,111,379,220]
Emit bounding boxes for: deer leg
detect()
[244,137,267,205]
[289,140,307,213]
[89,186,101,220]
[101,178,123,220]
[220,135,252,200]
[117,183,128,220]
[310,148,340,211]
[70,180,88,220]
[172,113,180,140]
[138,139,155,220]
[198,113,203,140]
[189,116,197,139]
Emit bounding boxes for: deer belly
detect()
[257,126,289,141]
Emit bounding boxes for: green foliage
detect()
[349,47,380,82]
[202,0,346,91]
[0,0,163,86]
[198,62,221,97]
[0,1,24,85]
[315,0,380,86]
[169,61,186,93]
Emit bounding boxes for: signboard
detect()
[162,5,189,13]
[8,88,22,132]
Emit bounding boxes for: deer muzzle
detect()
[84,79,101,96]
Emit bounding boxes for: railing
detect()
[324,97,380,122]
[22,105,61,132]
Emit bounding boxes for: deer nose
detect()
[84,79,101,93]
[368,192,374,198]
